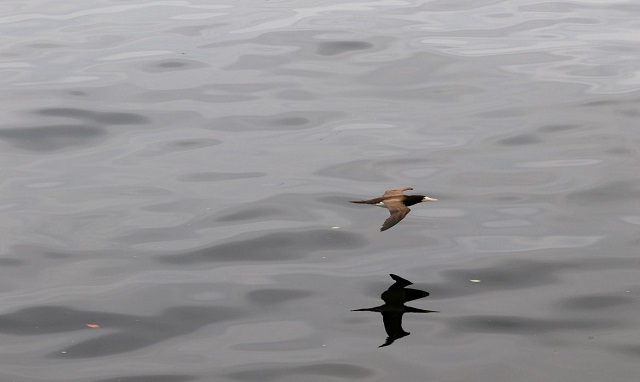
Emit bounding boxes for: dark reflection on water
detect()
[428,259,566,299]
[225,363,374,381]
[316,41,374,56]
[353,274,436,347]
[246,289,314,306]
[176,171,265,182]
[615,345,640,359]
[428,258,640,300]
[0,124,106,151]
[91,376,196,382]
[0,107,150,152]
[216,206,282,222]
[34,108,149,125]
[209,111,344,132]
[496,133,543,146]
[316,158,433,182]
[160,229,368,264]
[0,305,243,358]
[144,138,222,155]
[566,180,640,204]
[560,295,634,310]
[0,258,24,266]
[139,59,208,73]
[447,315,614,336]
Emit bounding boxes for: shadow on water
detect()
[353,274,437,347]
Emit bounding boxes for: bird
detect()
[350,187,437,231]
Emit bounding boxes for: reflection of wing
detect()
[389,274,413,288]
[382,187,413,198]
[404,288,430,303]
[381,202,410,231]
[380,312,409,348]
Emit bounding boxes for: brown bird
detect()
[350,187,437,231]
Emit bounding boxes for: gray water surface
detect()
[1,1,640,381]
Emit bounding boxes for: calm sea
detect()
[1,1,639,381]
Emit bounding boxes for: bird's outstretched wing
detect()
[350,196,385,204]
[382,187,413,198]
[381,202,410,231]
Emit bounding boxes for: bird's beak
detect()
[422,196,437,202]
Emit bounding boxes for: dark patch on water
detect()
[159,229,368,264]
[317,159,431,182]
[349,84,483,101]
[0,257,25,266]
[216,207,282,222]
[427,259,569,299]
[613,344,640,358]
[35,108,149,125]
[497,133,543,145]
[176,171,265,182]
[226,53,288,71]
[26,42,66,49]
[0,305,242,358]
[224,362,374,381]
[139,138,222,157]
[0,124,106,151]
[566,180,640,204]
[209,111,343,131]
[316,41,373,56]
[246,289,314,305]
[164,138,221,150]
[91,375,196,382]
[559,295,634,310]
[134,88,257,103]
[69,90,88,96]
[446,315,615,335]
[205,29,387,59]
[171,23,226,36]
[453,170,554,187]
[276,89,318,100]
[360,51,457,86]
[538,123,581,133]
[139,59,208,72]
[213,193,327,223]
[475,107,529,118]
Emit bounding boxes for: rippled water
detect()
[2,1,640,381]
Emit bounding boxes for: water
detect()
[1,1,639,381]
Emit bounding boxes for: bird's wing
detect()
[382,187,413,198]
[350,196,385,204]
[380,202,410,231]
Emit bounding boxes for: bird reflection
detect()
[353,274,437,347]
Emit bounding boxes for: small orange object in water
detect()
[86,323,100,328]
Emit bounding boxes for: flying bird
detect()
[350,187,437,231]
